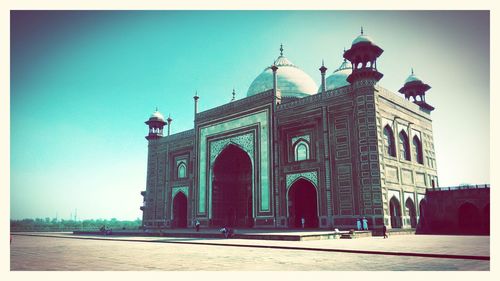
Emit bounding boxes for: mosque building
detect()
[140,29,439,231]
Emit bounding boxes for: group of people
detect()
[356,218,389,238]
[356,217,369,231]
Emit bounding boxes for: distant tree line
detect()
[10,218,142,232]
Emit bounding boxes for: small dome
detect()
[322,59,352,91]
[404,73,422,84]
[149,110,165,122]
[352,34,375,45]
[247,48,318,98]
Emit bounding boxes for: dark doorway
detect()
[172,192,187,228]
[389,196,402,228]
[405,198,417,228]
[458,202,480,233]
[288,178,319,228]
[212,144,253,227]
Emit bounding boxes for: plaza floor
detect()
[10,232,489,271]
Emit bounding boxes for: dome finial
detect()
[411,67,414,75]
[322,59,324,67]
[231,88,236,101]
[155,106,158,112]
[361,26,364,35]
[280,43,284,56]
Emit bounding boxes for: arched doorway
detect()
[287,178,318,228]
[212,144,253,227]
[172,192,187,228]
[389,196,402,228]
[405,198,417,228]
[458,202,480,233]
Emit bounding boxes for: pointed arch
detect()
[405,197,417,228]
[399,130,411,161]
[172,192,188,228]
[211,144,253,227]
[293,139,310,161]
[383,125,396,157]
[412,136,423,164]
[177,162,187,179]
[287,178,319,228]
[389,196,402,228]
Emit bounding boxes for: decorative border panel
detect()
[286,171,318,189]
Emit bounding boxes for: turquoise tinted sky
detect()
[10,11,489,220]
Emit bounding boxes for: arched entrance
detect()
[172,192,187,228]
[405,198,417,228]
[212,144,253,227]
[458,202,480,233]
[287,178,318,228]
[389,196,402,228]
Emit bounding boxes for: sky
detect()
[10,10,490,220]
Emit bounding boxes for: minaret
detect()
[193,91,199,114]
[319,59,327,94]
[343,27,384,85]
[145,108,167,140]
[166,114,173,136]
[271,63,280,104]
[399,68,434,113]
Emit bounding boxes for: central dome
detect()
[247,47,318,98]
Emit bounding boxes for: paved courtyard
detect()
[10,233,489,271]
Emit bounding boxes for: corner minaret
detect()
[319,60,327,94]
[343,27,384,84]
[271,63,280,104]
[193,91,199,115]
[145,108,167,140]
[399,68,435,113]
[166,114,173,136]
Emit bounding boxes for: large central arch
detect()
[211,144,253,227]
[287,178,319,228]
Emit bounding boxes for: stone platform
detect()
[73,228,373,241]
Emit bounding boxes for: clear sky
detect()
[10,10,489,220]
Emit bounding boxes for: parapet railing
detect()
[427,184,490,192]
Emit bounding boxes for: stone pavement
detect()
[10,232,489,271]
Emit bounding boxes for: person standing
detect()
[362,217,368,231]
[194,220,200,232]
[301,217,305,229]
[383,224,388,239]
[356,218,362,231]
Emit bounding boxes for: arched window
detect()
[412,136,423,164]
[177,162,187,179]
[294,140,310,161]
[383,125,396,157]
[399,130,411,161]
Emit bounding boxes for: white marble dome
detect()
[247,52,318,98]
[321,59,352,91]
[149,110,165,122]
[352,34,375,45]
